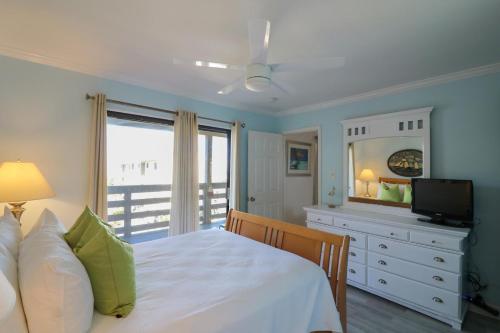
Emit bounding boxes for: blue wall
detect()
[278,72,500,304]
[0,55,279,213]
[1,54,499,304]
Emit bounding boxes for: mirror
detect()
[347,137,424,208]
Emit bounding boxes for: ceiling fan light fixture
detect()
[245,63,271,92]
[245,77,270,92]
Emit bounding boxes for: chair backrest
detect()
[225,209,349,331]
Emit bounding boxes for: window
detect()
[107,112,174,243]
[106,112,231,243]
[198,126,231,230]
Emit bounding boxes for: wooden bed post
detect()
[225,209,349,332]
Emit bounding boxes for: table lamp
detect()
[0,161,55,223]
[359,168,375,197]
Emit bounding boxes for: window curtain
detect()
[88,93,108,220]
[348,144,355,197]
[170,111,199,236]
[229,121,241,210]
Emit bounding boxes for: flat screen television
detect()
[411,178,473,226]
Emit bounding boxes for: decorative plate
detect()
[387,149,423,177]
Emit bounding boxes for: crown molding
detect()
[0,45,276,117]
[278,62,500,116]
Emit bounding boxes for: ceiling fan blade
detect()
[247,19,271,64]
[217,77,244,95]
[271,79,294,95]
[271,57,345,73]
[173,58,244,71]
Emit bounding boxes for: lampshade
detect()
[0,271,16,321]
[359,168,375,182]
[0,161,55,203]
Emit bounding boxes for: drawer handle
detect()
[378,279,387,285]
[342,223,348,227]
[431,240,437,244]
[349,251,357,257]
[433,276,443,282]
[379,244,388,249]
[389,232,395,236]
[433,297,443,303]
[378,260,387,266]
[349,268,356,274]
[316,218,321,221]
[351,237,357,242]
[433,256,445,263]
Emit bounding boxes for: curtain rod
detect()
[85,94,245,128]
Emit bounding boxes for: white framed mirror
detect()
[341,107,432,214]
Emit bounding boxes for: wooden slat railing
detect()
[108,182,227,237]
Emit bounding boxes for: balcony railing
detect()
[107,182,228,239]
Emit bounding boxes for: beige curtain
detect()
[229,121,241,210]
[170,111,199,236]
[88,93,108,220]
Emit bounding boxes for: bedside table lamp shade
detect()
[0,161,55,221]
[358,168,375,198]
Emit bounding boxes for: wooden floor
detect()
[346,287,500,333]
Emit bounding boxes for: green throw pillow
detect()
[64,206,113,248]
[403,185,412,204]
[74,218,136,317]
[379,183,401,202]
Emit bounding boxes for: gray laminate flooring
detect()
[346,287,500,333]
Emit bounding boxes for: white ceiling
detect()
[1,0,500,114]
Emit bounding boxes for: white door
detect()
[248,131,284,219]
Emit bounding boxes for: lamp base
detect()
[8,202,26,223]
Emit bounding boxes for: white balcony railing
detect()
[107,182,228,239]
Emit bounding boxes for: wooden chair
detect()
[225,209,350,332]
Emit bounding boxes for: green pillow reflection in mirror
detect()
[403,185,412,204]
[379,183,401,202]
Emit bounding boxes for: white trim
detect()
[279,62,500,116]
[282,126,322,205]
[0,44,276,116]
[3,44,500,118]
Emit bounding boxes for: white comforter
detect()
[90,229,342,333]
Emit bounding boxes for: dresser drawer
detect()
[368,268,460,318]
[307,213,333,225]
[347,261,366,285]
[307,223,367,250]
[368,236,462,273]
[368,252,460,293]
[348,247,366,265]
[410,231,463,252]
[334,217,409,241]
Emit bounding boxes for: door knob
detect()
[249,196,256,202]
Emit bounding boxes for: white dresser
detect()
[305,205,470,329]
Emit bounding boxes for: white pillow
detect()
[18,229,93,333]
[0,207,23,259]
[0,243,29,333]
[25,208,66,239]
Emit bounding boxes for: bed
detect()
[2,209,349,333]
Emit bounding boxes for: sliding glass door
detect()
[198,126,230,229]
[107,112,174,243]
[106,112,231,243]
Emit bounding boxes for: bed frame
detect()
[225,209,350,332]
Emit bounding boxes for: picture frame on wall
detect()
[286,141,312,176]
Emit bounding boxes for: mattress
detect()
[90,229,342,333]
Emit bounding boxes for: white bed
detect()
[90,229,342,333]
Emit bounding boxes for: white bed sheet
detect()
[90,229,342,333]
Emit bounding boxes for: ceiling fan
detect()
[173,19,345,95]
